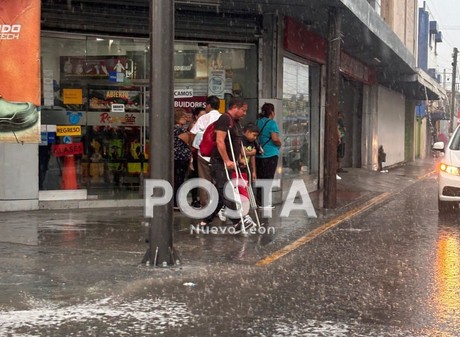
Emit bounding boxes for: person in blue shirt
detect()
[255,103,282,208]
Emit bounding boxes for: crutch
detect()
[240,143,262,228]
[226,130,250,233]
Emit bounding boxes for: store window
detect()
[40,35,257,199]
[282,58,311,175]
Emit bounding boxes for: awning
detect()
[393,68,447,101]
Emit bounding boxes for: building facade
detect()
[0,0,445,211]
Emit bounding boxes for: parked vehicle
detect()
[433,125,460,212]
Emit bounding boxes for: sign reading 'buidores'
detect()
[0,0,41,143]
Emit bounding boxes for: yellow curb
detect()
[255,192,391,267]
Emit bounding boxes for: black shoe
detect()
[0,97,39,132]
[191,200,201,208]
[337,168,348,173]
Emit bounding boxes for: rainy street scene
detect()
[1,161,460,336]
[2,0,460,336]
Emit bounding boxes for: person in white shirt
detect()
[189,95,222,207]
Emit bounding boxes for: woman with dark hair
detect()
[173,108,192,210]
[255,103,282,208]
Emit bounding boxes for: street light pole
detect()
[144,0,175,266]
[324,7,341,209]
[450,47,458,134]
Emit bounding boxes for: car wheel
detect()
[438,198,459,212]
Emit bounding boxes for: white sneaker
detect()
[258,205,275,210]
[336,174,342,180]
[242,215,256,229]
[232,215,256,234]
[217,207,227,221]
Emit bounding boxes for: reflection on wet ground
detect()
[3,160,460,336]
[432,219,460,334]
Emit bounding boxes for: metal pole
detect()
[324,7,341,209]
[450,48,458,134]
[145,0,175,266]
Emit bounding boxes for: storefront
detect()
[281,18,324,191]
[281,57,321,191]
[39,33,258,201]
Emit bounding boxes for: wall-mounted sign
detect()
[52,142,84,157]
[56,125,81,136]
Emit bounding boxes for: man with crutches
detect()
[198,97,256,233]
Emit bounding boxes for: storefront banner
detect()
[52,142,84,157]
[174,96,207,114]
[87,111,146,127]
[56,125,82,136]
[0,0,41,143]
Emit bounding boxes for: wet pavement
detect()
[3,159,456,336]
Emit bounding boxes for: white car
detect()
[433,125,460,212]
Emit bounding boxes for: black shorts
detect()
[337,143,345,158]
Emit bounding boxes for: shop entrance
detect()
[281,57,321,191]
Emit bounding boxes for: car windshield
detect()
[449,128,460,151]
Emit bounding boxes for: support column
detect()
[145,0,175,266]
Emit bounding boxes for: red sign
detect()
[284,17,327,65]
[284,16,376,85]
[340,51,376,85]
[52,143,84,157]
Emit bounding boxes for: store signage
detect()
[67,111,83,125]
[111,103,125,113]
[56,125,82,136]
[208,70,226,98]
[52,142,84,157]
[174,96,207,114]
[99,112,137,125]
[62,136,72,144]
[174,88,194,98]
[340,51,376,85]
[63,88,83,105]
[0,0,40,143]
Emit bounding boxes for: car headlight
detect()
[439,163,460,176]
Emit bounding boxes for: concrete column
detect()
[0,143,39,211]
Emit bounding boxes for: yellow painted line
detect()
[255,192,391,267]
[417,170,436,180]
